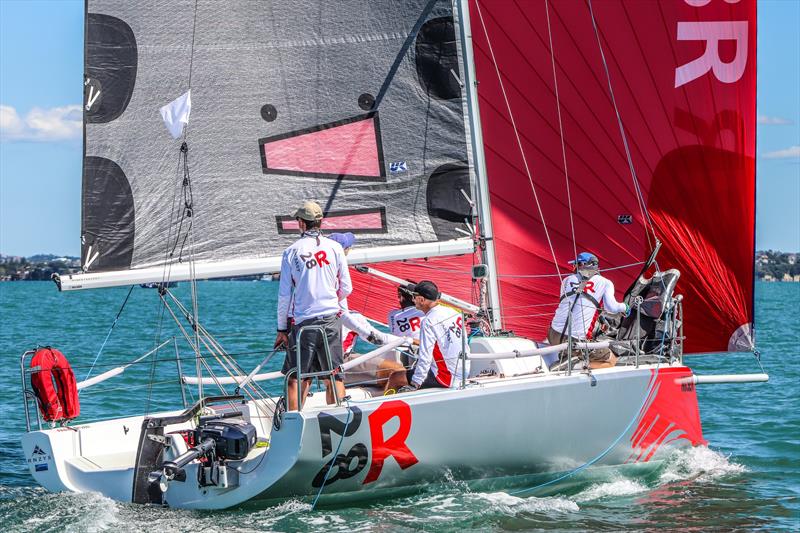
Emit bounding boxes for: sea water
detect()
[0,281,797,531]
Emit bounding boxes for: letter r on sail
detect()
[675,21,748,87]
[363,400,418,484]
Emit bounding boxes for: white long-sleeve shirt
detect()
[412,304,469,388]
[550,273,626,340]
[276,232,352,330]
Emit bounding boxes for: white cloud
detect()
[758,114,792,125]
[0,104,81,142]
[762,145,800,159]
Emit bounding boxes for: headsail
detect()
[77,1,478,288]
[469,0,756,353]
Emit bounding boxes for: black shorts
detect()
[406,367,447,389]
[282,313,344,380]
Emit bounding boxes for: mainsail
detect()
[76,0,479,288]
[468,0,756,353]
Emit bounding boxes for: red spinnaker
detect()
[470,0,756,353]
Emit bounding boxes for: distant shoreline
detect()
[2,250,798,282]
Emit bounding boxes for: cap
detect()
[568,252,598,265]
[411,280,440,301]
[398,282,416,296]
[293,201,323,221]
[327,232,356,250]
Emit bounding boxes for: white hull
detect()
[21,358,704,509]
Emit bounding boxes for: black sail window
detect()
[414,16,462,101]
[426,162,472,240]
[85,13,137,123]
[82,157,135,271]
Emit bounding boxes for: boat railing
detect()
[19,349,42,432]
[285,324,340,412]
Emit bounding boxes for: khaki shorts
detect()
[547,327,612,362]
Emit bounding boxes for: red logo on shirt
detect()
[300,250,330,269]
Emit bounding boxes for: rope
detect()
[587,0,656,248]
[544,0,578,263]
[310,398,352,510]
[474,0,562,280]
[81,285,135,390]
[509,307,671,496]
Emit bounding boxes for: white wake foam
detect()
[574,478,649,502]
[467,491,580,514]
[659,445,746,483]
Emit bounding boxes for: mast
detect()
[455,0,503,330]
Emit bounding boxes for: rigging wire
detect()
[587,0,656,249]
[474,0,562,280]
[509,303,672,496]
[81,284,135,389]
[544,0,578,263]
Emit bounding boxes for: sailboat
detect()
[19,0,766,509]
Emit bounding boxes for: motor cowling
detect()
[30,347,80,422]
[199,419,257,461]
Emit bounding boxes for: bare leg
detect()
[376,360,405,387]
[384,369,409,393]
[323,378,347,405]
[589,353,618,369]
[287,378,312,411]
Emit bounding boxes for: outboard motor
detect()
[131,394,250,504]
[149,414,257,495]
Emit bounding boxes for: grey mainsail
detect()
[82,0,475,279]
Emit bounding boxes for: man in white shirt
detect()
[387,280,469,392]
[548,252,629,369]
[274,201,352,410]
[327,232,406,387]
[388,283,425,342]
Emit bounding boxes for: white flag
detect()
[160,90,192,139]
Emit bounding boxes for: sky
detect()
[0,0,798,258]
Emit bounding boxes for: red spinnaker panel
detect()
[470,0,755,353]
[347,254,477,327]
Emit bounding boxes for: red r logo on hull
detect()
[363,400,418,484]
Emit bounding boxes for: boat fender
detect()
[30,347,80,422]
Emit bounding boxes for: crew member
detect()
[388,283,425,342]
[275,201,351,410]
[548,252,629,369]
[387,280,470,392]
[327,232,406,386]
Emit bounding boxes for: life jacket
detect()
[30,347,80,422]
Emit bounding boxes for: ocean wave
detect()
[573,477,649,502]
[659,445,746,484]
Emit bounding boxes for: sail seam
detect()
[587,0,656,248]
[544,0,578,263]
[474,0,562,278]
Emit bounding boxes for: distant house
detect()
[763,274,775,282]
[788,254,797,265]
